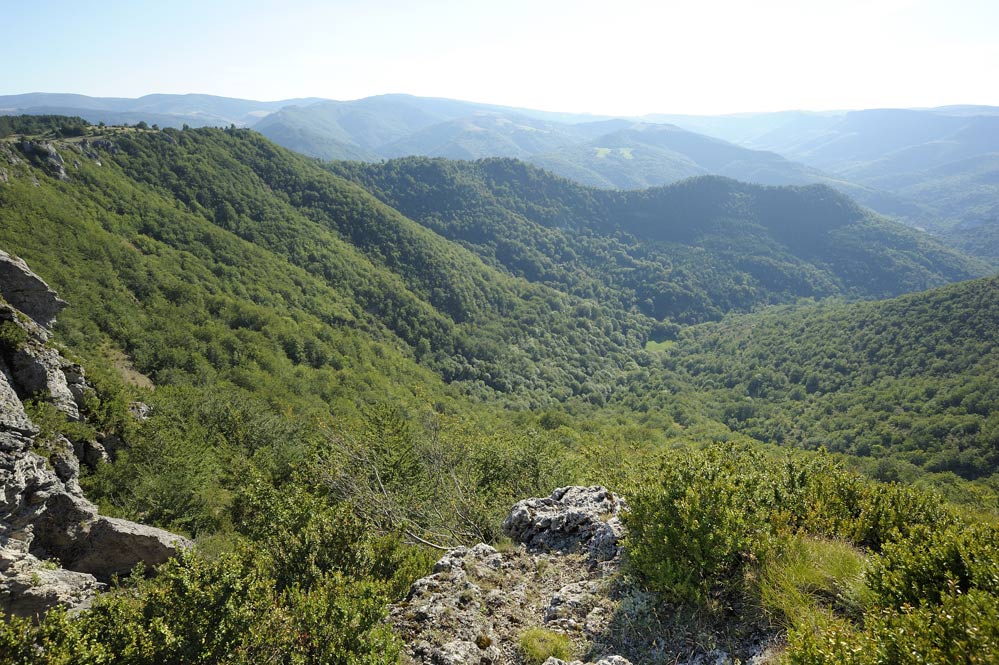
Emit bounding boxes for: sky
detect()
[2,0,998,116]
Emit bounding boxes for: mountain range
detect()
[5,92,999,261]
[2,113,999,662]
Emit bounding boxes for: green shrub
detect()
[624,444,772,604]
[868,522,999,608]
[0,319,29,354]
[624,444,952,606]
[788,590,999,664]
[0,543,409,665]
[518,627,573,664]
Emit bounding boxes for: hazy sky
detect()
[3,0,998,115]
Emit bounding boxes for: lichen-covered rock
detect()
[544,657,633,665]
[392,487,779,664]
[128,401,152,421]
[0,546,102,618]
[10,344,81,420]
[502,486,626,563]
[392,489,626,665]
[0,368,36,436]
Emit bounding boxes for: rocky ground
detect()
[0,249,189,617]
[390,486,782,665]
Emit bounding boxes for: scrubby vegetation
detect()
[1,121,997,662]
[625,444,999,663]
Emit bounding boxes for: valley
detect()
[1,111,997,663]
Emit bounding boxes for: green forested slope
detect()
[2,117,999,664]
[619,275,999,482]
[330,157,987,323]
[2,126,658,406]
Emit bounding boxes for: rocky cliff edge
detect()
[0,250,190,618]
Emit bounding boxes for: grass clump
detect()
[518,627,573,664]
[760,535,874,629]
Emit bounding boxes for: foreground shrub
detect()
[624,445,773,604]
[868,522,999,608]
[0,479,433,665]
[624,444,950,605]
[788,589,999,664]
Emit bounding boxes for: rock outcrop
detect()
[391,486,780,665]
[1,253,190,617]
[391,486,631,665]
[0,250,67,328]
[16,141,68,181]
[503,485,626,564]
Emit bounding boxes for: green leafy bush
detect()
[0,319,29,353]
[624,445,773,603]
[868,522,999,608]
[0,497,427,664]
[788,589,999,664]
[625,445,951,605]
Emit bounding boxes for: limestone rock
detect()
[544,658,633,665]
[1,252,189,616]
[10,344,81,419]
[0,250,67,328]
[502,486,626,563]
[67,517,192,581]
[0,368,36,435]
[392,488,627,665]
[0,547,102,618]
[128,401,152,421]
[17,141,68,181]
[391,487,779,664]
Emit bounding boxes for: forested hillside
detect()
[1,124,661,406]
[330,157,986,322]
[2,117,998,663]
[620,274,999,485]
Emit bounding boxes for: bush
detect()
[0,319,29,354]
[788,590,999,664]
[868,522,999,608]
[0,539,414,664]
[624,444,952,605]
[624,444,773,604]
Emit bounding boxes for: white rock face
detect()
[0,249,67,327]
[1,254,190,617]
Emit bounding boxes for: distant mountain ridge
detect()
[661,107,999,256]
[0,92,325,128]
[5,92,999,259]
